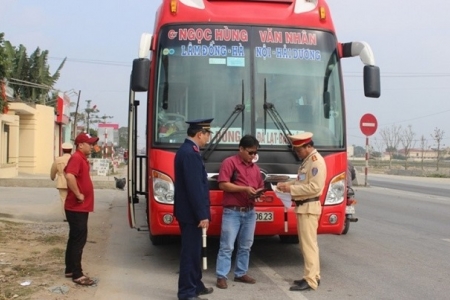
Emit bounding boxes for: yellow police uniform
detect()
[50,143,73,219]
[288,132,326,290]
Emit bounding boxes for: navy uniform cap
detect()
[186,118,214,132]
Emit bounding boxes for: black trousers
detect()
[65,210,89,279]
[177,222,205,299]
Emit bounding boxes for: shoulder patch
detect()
[311,167,318,176]
[193,145,199,152]
[311,155,317,162]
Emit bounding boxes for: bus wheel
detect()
[341,218,350,235]
[279,235,299,244]
[150,231,169,246]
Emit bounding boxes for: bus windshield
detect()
[154,25,344,148]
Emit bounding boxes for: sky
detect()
[2,0,450,149]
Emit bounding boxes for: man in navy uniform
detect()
[174,118,214,300]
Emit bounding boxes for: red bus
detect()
[127,0,380,245]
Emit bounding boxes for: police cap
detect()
[288,132,313,147]
[185,118,214,132]
[62,142,73,149]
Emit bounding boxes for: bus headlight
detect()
[152,170,174,204]
[324,172,346,205]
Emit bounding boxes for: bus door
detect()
[127,34,152,228]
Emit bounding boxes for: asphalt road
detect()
[1,174,450,299]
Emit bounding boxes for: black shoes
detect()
[179,286,213,300]
[290,278,320,291]
[293,278,320,286]
[290,280,311,291]
[197,287,214,296]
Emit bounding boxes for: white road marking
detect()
[442,239,450,243]
[252,255,309,300]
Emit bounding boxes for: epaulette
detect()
[311,155,317,162]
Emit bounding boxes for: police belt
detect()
[294,197,319,207]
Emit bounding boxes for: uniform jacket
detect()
[50,153,71,189]
[290,149,327,214]
[173,139,211,224]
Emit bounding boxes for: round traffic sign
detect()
[360,113,378,136]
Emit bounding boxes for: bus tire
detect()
[341,218,350,235]
[279,235,299,244]
[150,231,169,246]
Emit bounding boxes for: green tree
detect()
[10,44,29,97]
[0,33,11,79]
[0,33,10,113]
[0,34,66,104]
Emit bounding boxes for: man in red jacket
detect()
[64,132,99,286]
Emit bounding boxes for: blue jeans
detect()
[216,208,256,279]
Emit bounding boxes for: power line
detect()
[378,109,450,126]
[47,56,450,78]
[49,56,129,67]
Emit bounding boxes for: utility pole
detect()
[100,114,113,159]
[72,90,81,140]
[85,100,98,134]
[100,113,113,124]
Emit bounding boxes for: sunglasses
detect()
[246,150,258,156]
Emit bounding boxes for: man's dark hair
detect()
[297,140,314,149]
[187,127,203,137]
[239,135,260,148]
[62,148,72,154]
[187,128,211,137]
[305,140,314,147]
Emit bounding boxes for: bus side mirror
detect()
[131,58,150,92]
[364,65,381,98]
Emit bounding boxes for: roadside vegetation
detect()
[0,220,67,300]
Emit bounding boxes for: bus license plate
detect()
[345,206,355,214]
[256,212,274,222]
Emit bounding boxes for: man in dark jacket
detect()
[174,118,214,300]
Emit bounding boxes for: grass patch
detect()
[23,256,38,262]
[0,221,68,300]
[36,235,65,245]
[45,247,65,260]
[0,220,21,242]
[426,173,448,178]
[0,219,19,225]
[12,264,50,277]
[1,286,38,300]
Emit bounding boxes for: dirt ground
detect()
[0,208,111,300]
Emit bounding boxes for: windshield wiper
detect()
[202,80,245,161]
[262,78,299,161]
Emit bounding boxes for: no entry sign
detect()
[360,113,378,136]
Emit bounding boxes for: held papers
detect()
[270,184,292,208]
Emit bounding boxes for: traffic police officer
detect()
[174,118,214,300]
[277,132,327,291]
[50,142,73,221]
